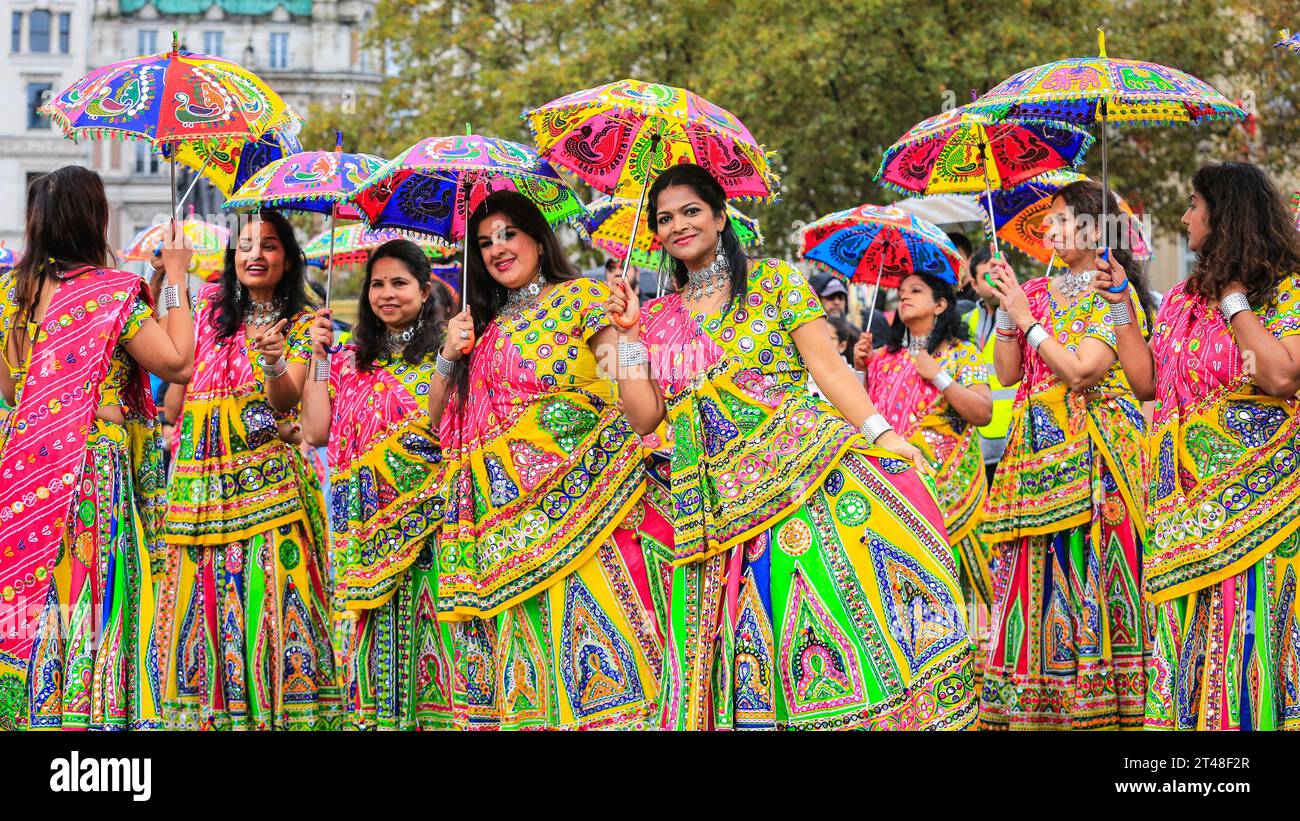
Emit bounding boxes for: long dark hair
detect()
[1188,161,1300,308]
[354,239,450,371]
[646,163,749,311]
[12,166,114,332]
[884,272,968,354]
[1054,179,1155,323]
[454,190,580,400]
[212,209,313,339]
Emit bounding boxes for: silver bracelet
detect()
[313,357,330,382]
[995,308,1016,333]
[161,284,183,311]
[618,338,648,369]
[857,413,893,444]
[930,369,954,392]
[1218,292,1251,323]
[435,352,456,379]
[1026,323,1051,351]
[1109,300,1131,326]
[260,355,288,380]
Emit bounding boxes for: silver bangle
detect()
[995,308,1016,333]
[161,284,182,311]
[1218,292,1251,323]
[858,412,893,444]
[930,369,954,391]
[1109,301,1131,326]
[1026,323,1051,351]
[435,352,456,379]
[313,357,330,382]
[260,355,288,380]
[618,338,648,369]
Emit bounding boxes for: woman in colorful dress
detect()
[300,239,454,730]
[606,163,977,731]
[157,209,339,730]
[857,272,995,690]
[1094,161,1300,730]
[981,178,1154,730]
[431,190,664,730]
[0,166,194,729]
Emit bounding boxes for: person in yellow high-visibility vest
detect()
[963,247,1015,484]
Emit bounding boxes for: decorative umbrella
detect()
[162,118,304,197]
[351,131,588,318]
[303,224,456,268]
[429,262,462,299]
[586,195,762,263]
[121,216,230,281]
[801,204,961,314]
[39,30,293,216]
[1277,29,1300,53]
[1292,191,1300,231]
[0,242,17,274]
[978,170,1150,266]
[525,79,778,286]
[876,104,1093,255]
[969,30,1245,266]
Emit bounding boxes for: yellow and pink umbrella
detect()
[120,216,230,281]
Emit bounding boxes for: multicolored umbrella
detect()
[1291,191,1300,231]
[801,204,961,320]
[430,262,462,298]
[0,242,17,274]
[978,170,1150,265]
[224,141,385,219]
[877,105,1093,255]
[120,216,231,281]
[969,30,1245,264]
[162,119,304,197]
[352,132,588,312]
[39,31,293,215]
[525,79,777,285]
[303,224,456,268]
[586,195,762,263]
[1275,29,1300,54]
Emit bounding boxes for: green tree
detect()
[305,0,1300,257]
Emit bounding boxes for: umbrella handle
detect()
[616,134,661,318]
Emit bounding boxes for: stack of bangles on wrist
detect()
[260,354,288,379]
[1218,292,1251,323]
[858,413,892,444]
[161,284,183,311]
[1025,323,1050,351]
[617,338,648,369]
[994,308,1017,341]
[435,352,455,379]
[1109,301,1131,326]
[930,369,954,391]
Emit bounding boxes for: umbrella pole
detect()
[313,204,338,383]
[983,175,1001,258]
[622,176,650,289]
[1099,99,1110,256]
[864,253,885,331]
[169,153,177,226]
[174,154,213,217]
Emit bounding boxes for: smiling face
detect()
[1042,194,1097,268]
[1182,190,1211,253]
[368,256,430,331]
[476,212,543,289]
[897,274,945,327]
[235,218,286,294]
[652,184,728,268]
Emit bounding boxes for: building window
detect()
[58,13,69,53]
[11,12,20,53]
[134,142,160,175]
[29,9,49,53]
[269,32,288,68]
[27,82,52,129]
[138,28,156,55]
[203,30,223,57]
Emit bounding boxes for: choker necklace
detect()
[1057,269,1097,301]
[684,237,731,302]
[906,332,931,356]
[501,273,546,320]
[248,297,281,328]
[385,321,420,355]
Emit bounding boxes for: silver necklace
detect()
[1057,269,1097,301]
[247,297,280,328]
[906,332,930,356]
[385,320,421,355]
[501,273,546,320]
[684,237,731,302]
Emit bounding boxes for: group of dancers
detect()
[0,156,1296,732]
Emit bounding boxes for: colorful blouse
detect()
[437,279,644,619]
[982,276,1149,544]
[1145,275,1300,601]
[641,258,906,565]
[867,340,988,545]
[327,347,445,610]
[165,283,314,545]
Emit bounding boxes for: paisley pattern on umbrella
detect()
[224,150,387,218]
[162,121,303,196]
[302,224,457,270]
[351,134,588,242]
[877,106,1093,195]
[585,195,761,261]
[120,218,230,281]
[978,170,1150,264]
[525,79,778,201]
[801,204,961,287]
